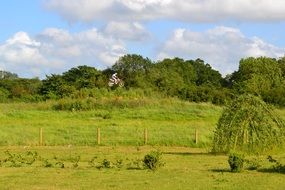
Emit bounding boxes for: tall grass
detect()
[0,97,222,147]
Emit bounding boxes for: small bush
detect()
[267,156,285,173]
[228,152,244,172]
[96,159,113,169]
[143,151,164,171]
[102,113,112,119]
[43,159,53,168]
[245,158,262,170]
[42,159,65,168]
[102,159,112,168]
[0,87,10,102]
[2,150,38,167]
[55,161,65,168]
[126,158,144,170]
[71,155,80,168]
[88,156,98,168]
[115,159,124,169]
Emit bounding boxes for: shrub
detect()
[0,87,10,102]
[126,158,144,170]
[245,158,262,170]
[88,156,98,168]
[102,159,112,168]
[43,159,53,168]
[71,155,80,168]
[228,152,244,172]
[143,151,164,171]
[267,156,285,173]
[115,159,124,169]
[2,150,38,167]
[212,94,285,154]
[96,159,114,169]
[55,161,65,168]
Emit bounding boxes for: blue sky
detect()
[0,0,285,78]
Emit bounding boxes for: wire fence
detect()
[0,126,212,147]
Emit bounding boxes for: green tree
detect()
[234,57,283,95]
[40,74,66,98]
[151,58,197,96]
[277,56,285,78]
[62,65,105,89]
[191,58,223,87]
[230,57,285,106]
[0,78,41,100]
[112,54,153,89]
[40,65,107,99]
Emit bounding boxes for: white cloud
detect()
[157,26,285,74]
[0,28,127,78]
[104,21,149,41]
[44,0,115,22]
[0,32,50,77]
[118,0,171,11]
[44,0,285,22]
[39,28,73,44]
[1,25,284,78]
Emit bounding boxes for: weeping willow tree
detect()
[212,95,285,154]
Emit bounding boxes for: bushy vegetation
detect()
[0,54,282,106]
[245,157,262,170]
[267,155,285,173]
[0,149,164,171]
[1,150,38,167]
[212,94,285,154]
[52,88,159,111]
[143,151,164,171]
[228,152,245,172]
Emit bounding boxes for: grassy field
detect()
[0,98,222,147]
[1,98,285,189]
[0,146,284,190]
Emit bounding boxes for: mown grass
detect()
[0,98,221,147]
[0,146,285,190]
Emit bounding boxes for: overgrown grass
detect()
[0,146,285,190]
[0,97,221,147]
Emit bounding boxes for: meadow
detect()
[0,98,222,147]
[1,98,285,189]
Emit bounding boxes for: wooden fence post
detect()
[144,128,148,145]
[97,128,101,145]
[195,129,198,145]
[39,128,43,146]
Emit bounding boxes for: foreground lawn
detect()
[0,146,284,190]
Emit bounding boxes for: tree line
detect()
[1,54,285,106]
